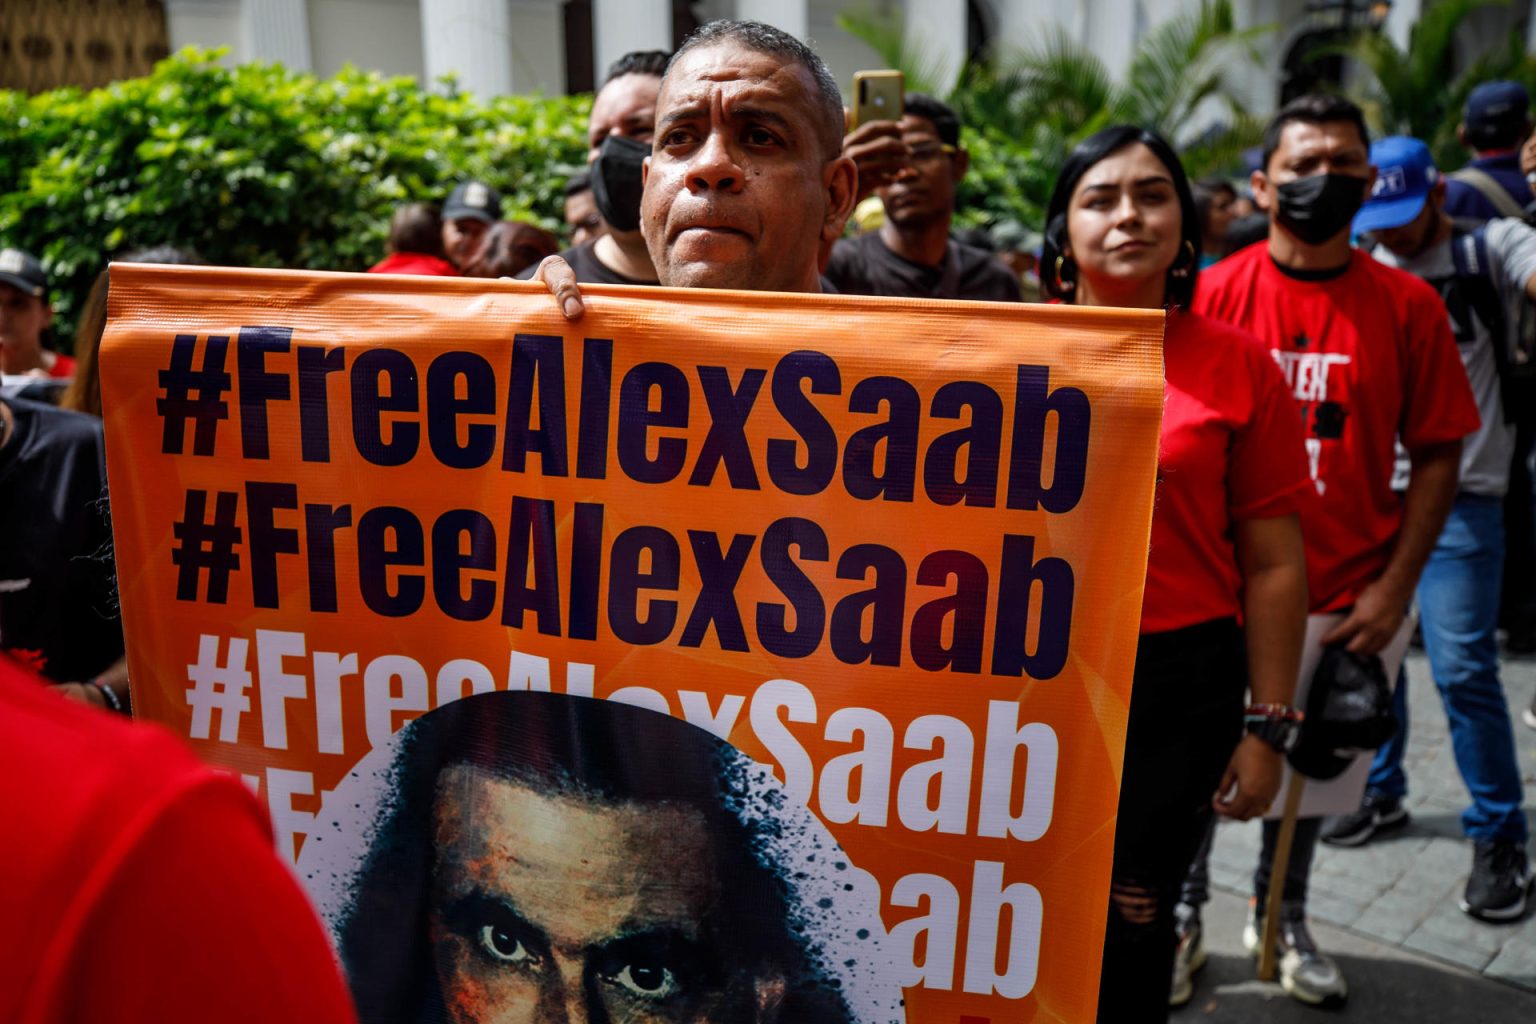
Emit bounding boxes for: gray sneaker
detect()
[1169,904,1205,1007]
[1243,903,1348,1008]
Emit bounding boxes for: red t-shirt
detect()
[46,353,76,379]
[1195,243,1481,611]
[0,657,358,1024]
[1141,311,1312,633]
[368,251,458,276]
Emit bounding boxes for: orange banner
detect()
[102,264,1163,1024]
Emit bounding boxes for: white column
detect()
[240,0,312,70]
[903,0,965,94]
[420,0,513,97]
[1528,0,1536,53]
[736,0,809,40]
[593,0,671,82]
[1384,0,1423,52]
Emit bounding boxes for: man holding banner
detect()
[537,20,855,303]
[101,19,1167,1024]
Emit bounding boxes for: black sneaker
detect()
[1460,840,1533,921]
[1320,791,1408,847]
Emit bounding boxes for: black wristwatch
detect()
[1244,703,1303,753]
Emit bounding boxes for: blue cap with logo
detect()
[1353,136,1438,235]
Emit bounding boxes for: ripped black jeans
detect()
[1095,618,1246,1023]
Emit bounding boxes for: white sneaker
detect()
[1243,902,1348,1008]
[1169,906,1205,1007]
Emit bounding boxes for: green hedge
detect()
[0,50,590,349]
[1,50,1050,351]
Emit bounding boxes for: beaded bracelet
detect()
[1244,702,1303,723]
[89,679,125,714]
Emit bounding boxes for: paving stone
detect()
[1306,889,1368,928]
[1485,941,1536,991]
[1352,892,1436,944]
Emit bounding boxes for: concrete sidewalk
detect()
[1173,649,1536,1021]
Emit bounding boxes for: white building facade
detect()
[164,0,1536,118]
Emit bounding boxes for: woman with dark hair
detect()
[1042,126,1311,1020]
[460,221,561,280]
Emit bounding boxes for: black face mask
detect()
[1274,173,1368,245]
[590,134,649,233]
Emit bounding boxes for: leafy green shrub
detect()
[0,50,590,349]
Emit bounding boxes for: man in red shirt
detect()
[0,248,74,380]
[0,653,358,1023]
[1190,94,1479,1007]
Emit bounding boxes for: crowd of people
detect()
[3,16,1536,1023]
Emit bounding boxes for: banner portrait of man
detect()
[301,690,901,1024]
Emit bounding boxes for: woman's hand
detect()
[532,255,585,320]
[1213,734,1283,820]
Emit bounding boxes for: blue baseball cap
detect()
[1354,136,1438,234]
[1464,80,1529,133]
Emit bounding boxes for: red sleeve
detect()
[1398,278,1482,448]
[40,775,358,1024]
[1228,340,1312,520]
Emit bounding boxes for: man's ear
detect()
[1250,168,1272,212]
[953,147,970,181]
[1457,123,1469,149]
[1429,175,1447,212]
[822,154,858,244]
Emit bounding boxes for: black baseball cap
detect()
[0,247,46,298]
[442,181,502,223]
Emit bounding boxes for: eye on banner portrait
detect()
[101,265,1164,1024]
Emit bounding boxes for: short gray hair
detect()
[666,19,845,159]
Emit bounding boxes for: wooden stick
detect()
[1258,772,1307,981]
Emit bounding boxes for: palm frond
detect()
[835,5,947,97]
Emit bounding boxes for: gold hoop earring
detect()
[1054,254,1076,292]
[1170,240,1198,279]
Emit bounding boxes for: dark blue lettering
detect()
[502,334,569,475]
[427,352,497,469]
[501,497,562,634]
[910,550,989,673]
[357,506,425,616]
[607,526,680,645]
[766,351,840,495]
[1007,366,1090,513]
[245,481,298,609]
[298,345,344,463]
[679,531,755,650]
[237,326,293,460]
[351,349,420,467]
[924,381,1003,507]
[431,509,497,621]
[689,366,764,488]
[990,534,1075,679]
[304,503,351,613]
[575,338,613,479]
[842,376,919,502]
[830,543,907,667]
[756,517,828,657]
[617,362,690,484]
[568,502,605,640]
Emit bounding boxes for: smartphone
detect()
[851,70,904,128]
